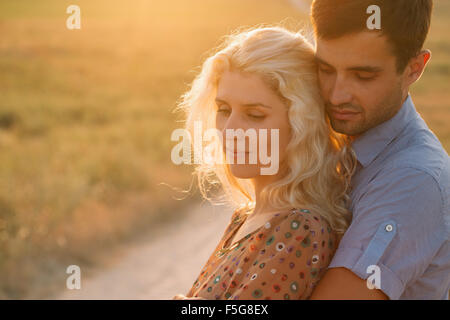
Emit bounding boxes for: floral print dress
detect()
[186,207,338,300]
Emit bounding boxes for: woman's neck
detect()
[250,165,292,217]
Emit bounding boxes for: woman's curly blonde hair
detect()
[176,25,357,234]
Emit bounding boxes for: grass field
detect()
[0,0,448,298]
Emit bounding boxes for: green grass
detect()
[0,0,308,298]
[0,0,448,298]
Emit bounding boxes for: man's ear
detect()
[404,49,432,86]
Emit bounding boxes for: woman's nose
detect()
[222,111,247,132]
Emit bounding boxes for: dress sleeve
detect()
[230,210,337,300]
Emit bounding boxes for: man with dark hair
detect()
[308,0,450,300]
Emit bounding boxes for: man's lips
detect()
[330,108,360,114]
[329,108,361,120]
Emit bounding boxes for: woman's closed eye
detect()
[217,107,230,114]
[247,111,266,119]
[217,107,266,120]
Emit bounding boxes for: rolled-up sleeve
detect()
[328,165,447,300]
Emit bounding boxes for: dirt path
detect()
[56,201,233,300]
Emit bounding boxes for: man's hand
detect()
[309,267,389,300]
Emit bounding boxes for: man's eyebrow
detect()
[215,98,272,109]
[315,56,333,68]
[347,66,383,73]
[315,57,383,73]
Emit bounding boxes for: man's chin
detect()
[329,119,364,136]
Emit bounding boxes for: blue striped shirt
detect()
[328,95,450,299]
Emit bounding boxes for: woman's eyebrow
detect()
[215,98,229,105]
[215,98,272,109]
[242,103,272,109]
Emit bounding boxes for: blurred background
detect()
[0,0,448,299]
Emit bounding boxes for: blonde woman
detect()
[172,26,356,300]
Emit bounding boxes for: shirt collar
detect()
[351,94,418,167]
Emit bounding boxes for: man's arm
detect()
[309,166,445,300]
[309,267,389,300]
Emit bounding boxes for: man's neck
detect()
[349,134,360,142]
[349,93,411,143]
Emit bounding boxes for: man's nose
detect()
[329,76,352,106]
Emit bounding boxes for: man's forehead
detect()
[315,31,395,68]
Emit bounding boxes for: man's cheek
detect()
[318,76,332,99]
[352,84,381,107]
[357,77,388,94]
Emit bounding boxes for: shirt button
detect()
[385,224,393,232]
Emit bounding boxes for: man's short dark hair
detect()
[311,0,433,73]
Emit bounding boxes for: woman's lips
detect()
[330,108,361,121]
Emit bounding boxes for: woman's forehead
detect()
[216,70,285,108]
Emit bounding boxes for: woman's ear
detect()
[404,49,432,86]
